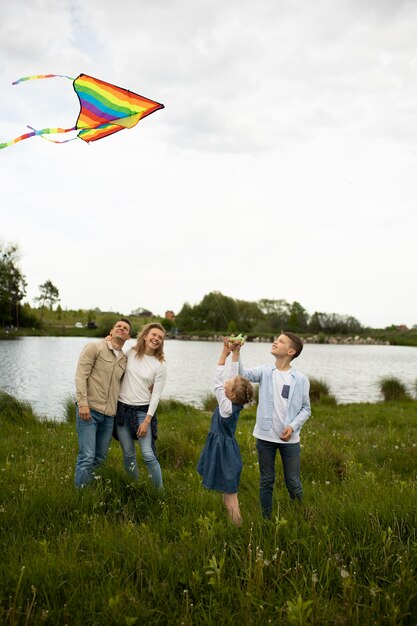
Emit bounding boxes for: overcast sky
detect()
[1,0,416,329]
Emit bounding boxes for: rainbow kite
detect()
[0,73,164,149]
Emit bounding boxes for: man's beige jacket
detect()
[75,339,127,417]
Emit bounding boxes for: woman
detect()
[115,322,167,489]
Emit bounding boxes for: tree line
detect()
[1,241,362,335]
[175,292,363,336]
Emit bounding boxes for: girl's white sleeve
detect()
[214,365,233,418]
[229,361,239,378]
[148,362,167,416]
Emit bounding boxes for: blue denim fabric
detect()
[115,403,163,489]
[256,438,302,517]
[74,406,114,488]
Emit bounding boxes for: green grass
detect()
[1,393,417,625]
[379,376,411,401]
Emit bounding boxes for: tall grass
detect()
[308,378,336,405]
[379,376,411,401]
[1,394,417,624]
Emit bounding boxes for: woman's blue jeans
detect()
[256,438,303,518]
[74,406,114,488]
[116,408,163,489]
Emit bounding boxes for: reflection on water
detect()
[0,337,416,420]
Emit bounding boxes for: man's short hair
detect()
[282,331,303,360]
[115,317,132,332]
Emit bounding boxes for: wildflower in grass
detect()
[272,548,282,561]
[256,546,264,563]
[340,569,350,579]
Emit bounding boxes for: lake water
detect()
[0,337,416,420]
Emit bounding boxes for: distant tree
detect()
[308,311,362,334]
[87,309,96,323]
[0,242,27,327]
[35,280,60,324]
[287,301,309,333]
[257,299,289,316]
[235,299,263,333]
[175,302,195,331]
[19,303,41,329]
[198,292,238,331]
[35,280,60,310]
[257,299,290,333]
[176,292,238,332]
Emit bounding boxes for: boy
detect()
[237,332,310,518]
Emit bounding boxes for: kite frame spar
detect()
[0,73,164,149]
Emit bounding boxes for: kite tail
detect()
[12,74,75,85]
[0,125,78,149]
[0,75,77,149]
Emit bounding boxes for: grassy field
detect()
[1,393,417,625]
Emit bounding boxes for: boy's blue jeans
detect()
[74,407,114,488]
[256,438,303,518]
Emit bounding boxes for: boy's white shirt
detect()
[253,367,301,444]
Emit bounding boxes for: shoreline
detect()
[170,334,391,346]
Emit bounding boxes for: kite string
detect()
[212,292,233,333]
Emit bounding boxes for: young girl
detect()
[197,339,254,526]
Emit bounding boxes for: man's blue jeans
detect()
[256,438,303,518]
[116,409,163,490]
[74,406,114,488]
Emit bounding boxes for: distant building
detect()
[131,308,154,317]
[165,310,175,320]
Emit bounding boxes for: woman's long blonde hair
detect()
[133,322,166,362]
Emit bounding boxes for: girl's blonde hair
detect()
[232,375,254,405]
[133,322,166,362]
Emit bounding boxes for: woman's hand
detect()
[137,416,151,438]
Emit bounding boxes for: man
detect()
[74,318,131,487]
[238,332,310,518]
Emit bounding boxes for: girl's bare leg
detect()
[222,493,242,527]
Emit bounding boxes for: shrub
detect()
[64,395,76,424]
[309,377,336,404]
[202,393,217,412]
[379,376,410,401]
[0,391,37,425]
